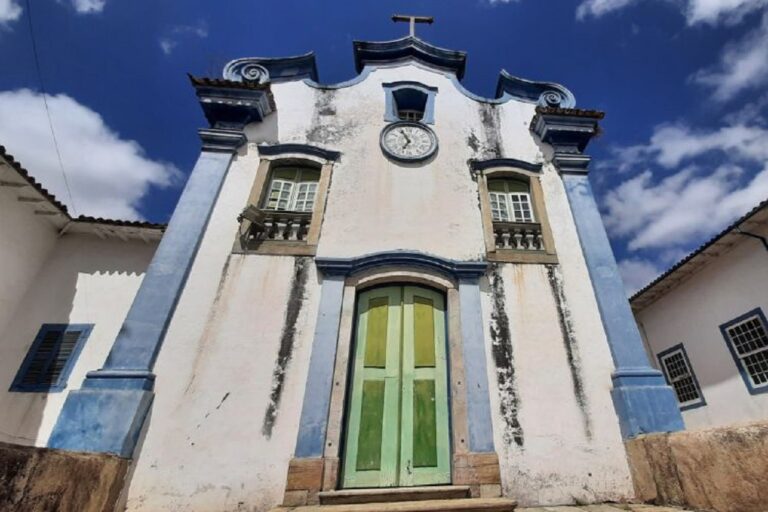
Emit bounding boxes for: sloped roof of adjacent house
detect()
[0,145,166,242]
[630,198,768,310]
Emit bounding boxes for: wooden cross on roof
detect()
[392,14,434,38]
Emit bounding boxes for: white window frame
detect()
[263,168,319,213]
[488,180,535,223]
[722,310,768,393]
[658,344,705,409]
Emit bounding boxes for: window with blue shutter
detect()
[10,324,93,392]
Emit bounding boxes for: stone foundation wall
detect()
[0,441,129,512]
[625,421,768,512]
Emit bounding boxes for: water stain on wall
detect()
[261,256,310,438]
[306,89,357,145]
[545,264,593,440]
[488,264,524,447]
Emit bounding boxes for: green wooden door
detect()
[342,286,450,488]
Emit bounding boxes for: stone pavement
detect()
[520,505,699,512]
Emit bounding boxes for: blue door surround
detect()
[532,108,684,438]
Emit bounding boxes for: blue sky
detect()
[1,0,767,294]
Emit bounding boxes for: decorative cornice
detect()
[315,251,488,280]
[496,70,576,108]
[353,36,467,79]
[469,158,542,173]
[222,53,318,83]
[257,143,341,162]
[190,75,275,129]
[531,107,603,174]
[199,128,247,153]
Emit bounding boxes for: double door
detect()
[342,286,451,488]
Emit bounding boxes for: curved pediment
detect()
[223,53,318,84]
[353,36,467,79]
[495,70,576,108]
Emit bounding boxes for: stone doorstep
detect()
[518,505,699,512]
[318,485,471,505]
[272,497,517,511]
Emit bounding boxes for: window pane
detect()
[509,193,534,223]
[727,315,768,387]
[489,192,509,222]
[506,179,530,193]
[661,349,702,405]
[265,180,293,210]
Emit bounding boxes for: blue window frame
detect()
[657,343,706,410]
[10,324,93,392]
[383,82,437,124]
[720,308,768,395]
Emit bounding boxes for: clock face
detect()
[381,122,438,162]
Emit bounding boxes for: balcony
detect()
[239,208,312,251]
[493,222,545,251]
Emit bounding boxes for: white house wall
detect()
[0,234,154,446]
[636,228,768,430]
[124,62,632,510]
[0,184,59,340]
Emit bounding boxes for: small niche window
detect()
[658,344,705,410]
[10,324,93,392]
[488,179,535,223]
[263,167,321,213]
[721,308,768,393]
[383,82,437,124]
[393,88,427,121]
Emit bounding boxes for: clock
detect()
[380,121,438,163]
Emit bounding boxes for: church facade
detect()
[1,34,685,511]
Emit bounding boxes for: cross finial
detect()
[392,14,434,38]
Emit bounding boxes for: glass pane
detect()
[272,167,299,180]
[489,192,509,222]
[506,179,529,193]
[509,193,534,222]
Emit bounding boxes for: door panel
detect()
[342,285,450,489]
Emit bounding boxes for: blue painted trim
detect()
[258,143,341,162]
[719,307,768,395]
[303,67,374,91]
[561,173,684,437]
[459,279,495,452]
[496,70,576,108]
[223,53,318,83]
[315,251,487,281]
[382,82,437,124]
[470,158,542,173]
[657,343,707,411]
[10,324,93,393]
[49,143,238,456]
[295,276,345,458]
[353,36,467,79]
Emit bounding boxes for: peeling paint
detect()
[261,257,310,438]
[546,264,593,440]
[488,264,524,447]
[478,103,504,159]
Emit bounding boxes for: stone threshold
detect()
[318,485,471,505]
[272,497,517,511]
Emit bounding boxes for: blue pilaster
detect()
[48,128,245,457]
[532,108,684,438]
[294,275,345,458]
[459,279,496,453]
[562,174,683,437]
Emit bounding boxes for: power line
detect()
[24,0,78,216]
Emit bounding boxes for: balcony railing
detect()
[493,222,545,251]
[239,209,312,249]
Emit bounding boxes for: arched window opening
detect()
[263,166,321,213]
[487,178,534,223]
[392,88,428,122]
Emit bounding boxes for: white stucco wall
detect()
[635,227,768,431]
[124,61,632,510]
[0,183,59,340]
[0,234,154,446]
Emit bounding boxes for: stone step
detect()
[274,497,517,512]
[318,485,471,505]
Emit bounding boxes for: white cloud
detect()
[576,0,637,20]
[692,12,768,101]
[70,0,105,14]
[576,0,768,24]
[618,258,662,296]
[158,22,208,55]
[0,0,22,24]
[0,89,180,220]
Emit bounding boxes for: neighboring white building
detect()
[1,33,689,511]
[632,200,768,431]
[0,145,163,447]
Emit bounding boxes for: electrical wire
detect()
[24,0,78,216]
